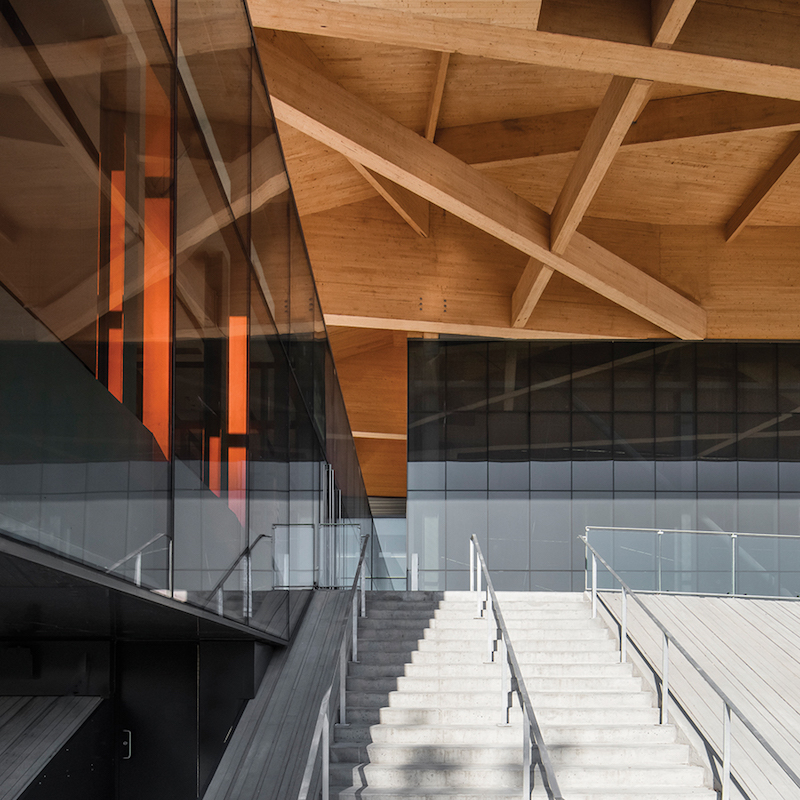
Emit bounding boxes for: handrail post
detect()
[722,702,732,800]
[661,632,670,724]
[486,595,494,663]
[657,529,663,593]
[322,707,330,800]
[591,554,597,619]
[522,706,531,799]
[499,634,509,724]
[352,593,359,663]
[476,562,483,618]
[470,537,475,592]
[360,568,366,617]
[731,532,737,596]
[621,586,627,664]
[134,552,142,587]
[339,639,347,726]
[245,552,253,620]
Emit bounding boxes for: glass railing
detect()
[585,526,800,597]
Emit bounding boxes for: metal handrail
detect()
[202,532,271,613]
[582,536,800,800]
[105,532,172,588]
[586,525,800,540]
[585,525,800,597]
[470,534,564,800]
[297,529,371,800]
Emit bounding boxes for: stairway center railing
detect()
[297,529,370,800]
[470,534,564,800]
[582,535,800,800]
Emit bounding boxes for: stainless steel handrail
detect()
[202,532,271,614]
[105,531,172,589]
[297,529,371,800]
[582,536,800,800]
[470,534,564,800]
[585,525,800,597]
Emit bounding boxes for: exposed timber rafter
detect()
[511,259,554,328]
[250,0,800,102]
[435,92,800,169]
[258,27,430,237]
[425,51,450,142]
[725,133,800,241]
[258,42,707,340]
[523,0,695,312]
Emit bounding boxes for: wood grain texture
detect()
[259,44,706,339]
[251,0,800,101]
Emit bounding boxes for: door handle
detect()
[122,729,132,760]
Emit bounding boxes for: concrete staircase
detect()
[330,590,716,800]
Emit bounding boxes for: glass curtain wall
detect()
[0,0,374,640]
[408,340,800,592]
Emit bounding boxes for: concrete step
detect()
[413,637,617,653]
[349,705,661,727]
[331,761,707,790]
[331,787,716,800]
[419,626,611,642]
[347,689,652,710]
[410,647,622,664]
[346,674,643,694]
[333,722,680,747]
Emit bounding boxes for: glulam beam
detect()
[259,44,706,339]
[251,0,800,102]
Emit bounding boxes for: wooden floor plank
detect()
[203,589,352,800]
[602,592,800,800]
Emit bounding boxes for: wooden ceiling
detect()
[247,0,800,496]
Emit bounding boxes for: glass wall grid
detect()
[0,0,376,640]
[407,340,800,591]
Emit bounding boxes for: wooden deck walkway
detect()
[598,592,800,800]
[203,589,351,800]
[0,695,102,798]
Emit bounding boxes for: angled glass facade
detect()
[0,0,374,642]
[408,340,800,591]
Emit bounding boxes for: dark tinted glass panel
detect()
[446,342,487,409]
[737,344,777,413]
[778,344,800,412]
[529,344,571,411]
[655,343,695,412]
[488,341,530,412]
[613,342,654,412]
[697,343,736,411]
[408,341,446,413]
[572,342,613,412]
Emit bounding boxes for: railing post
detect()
[360,568,366,617]
[410,552,419,591]
[499,634,509,724]
[134,552,142,587]
[621,586,627,664]
[486,596,494,663]
[216,588,224,617]
[322,707,330,800]
[657,529,663,593]
[731,533,737,596]
[522,706,531,799]
[476,563,483,618]
[722,702,731,800]
[661,632,670,724]
[352,593,359,663]
[245,552,253,620]
[339,640,347,726]
[470,538,475,592]
[591,554,597,619]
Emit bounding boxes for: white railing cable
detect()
[582,536,800,800]
[297,530,371,800]
[470,535,565,800]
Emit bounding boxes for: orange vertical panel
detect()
[142,65,172,459]
[228,446,247,527]
[209,436,221,497]
[228,315,248,435]
[143,198,171,459]
[108,169,126,402]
